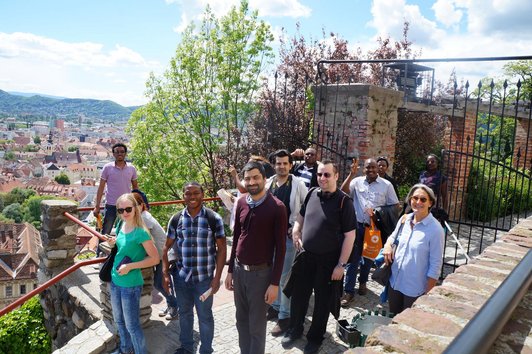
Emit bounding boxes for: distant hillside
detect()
[0,90,137,120]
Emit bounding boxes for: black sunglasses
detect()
[317,172,332,178]
[117,206,134,214]
[411,196,428,203]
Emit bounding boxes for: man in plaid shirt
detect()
[162,182,227,354]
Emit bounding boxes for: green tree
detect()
[67,145,78,152]
[2,203,23,223]
[503,60,532,100]
[33,135,41,144]
[23,144,39,152]
[23,195,54,228]
[4,188,36,205]
[55,173,71,185]
[0,296,51,353]
[4,151,16,160]
[128,0,274,208]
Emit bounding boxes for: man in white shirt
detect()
[339,158,399,306]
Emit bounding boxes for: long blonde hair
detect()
[116,193,147,232]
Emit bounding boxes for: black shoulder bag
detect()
[99,246,118,282]
[372,215,407,287]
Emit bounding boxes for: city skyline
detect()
[1,0,531,106]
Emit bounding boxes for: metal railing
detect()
[0,196,221,317]
[0,257,105,317]
[443,249,532,354]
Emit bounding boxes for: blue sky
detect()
[1,0,531,106]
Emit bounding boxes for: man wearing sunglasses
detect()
[93,143,138,252]
[282,160,356,354]
[339,158,399,306]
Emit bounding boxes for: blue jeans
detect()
[173,270,214,354]
[344,222,374,294]
[153,263,178,308]
[271,238,295,319]
[110,282,146,354]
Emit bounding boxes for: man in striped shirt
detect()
[291,147,319,189]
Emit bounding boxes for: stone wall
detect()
[38,200,154,352]
[349,216,532,353]
[313,84,403,173]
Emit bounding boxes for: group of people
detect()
[93,143,446,354]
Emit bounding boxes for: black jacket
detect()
[374,204,400,244]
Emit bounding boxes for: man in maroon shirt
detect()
[225,161,287,354]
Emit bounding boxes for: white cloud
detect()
[368,0,446,47]
[466,0,532,38]
[249,0,311,17]
[169,0,311,33]
[363,0,532,87]
[0,32,160,106]
[432,0,463,28]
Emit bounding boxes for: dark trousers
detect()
[233,263,271,354]
[288,251,338,344]
[388,286,419,315]
[97,204,117,256]
[102,204,117,235]
[344,222,373,293]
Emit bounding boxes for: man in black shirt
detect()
[281,159,356,354]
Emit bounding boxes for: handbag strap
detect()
[393,214,408,246]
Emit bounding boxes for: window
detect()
[20,284,26,295]
[6,285,12,297]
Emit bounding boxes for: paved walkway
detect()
[145,265,387,354]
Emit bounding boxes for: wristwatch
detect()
[338,262,348,268]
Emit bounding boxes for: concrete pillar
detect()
[39,200,78,277]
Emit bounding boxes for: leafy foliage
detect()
[1,203,23,223]
[23,195,56,228]
[393,111,446,186]
[2,188,36,205]
[3,151,15,161]
[253,22,421,161]
[129,0,274,219]
[0,296,51,354]
[0,189,55,227]
[467,161,532,221]
[54,173,71,185]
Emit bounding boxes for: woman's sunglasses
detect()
[117,206,134,214]
[411,196,428,203]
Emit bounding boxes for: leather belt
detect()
[236,258,270,272]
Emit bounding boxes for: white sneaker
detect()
[165,306,179,320]
[158,307,168,317]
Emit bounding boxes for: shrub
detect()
[0,296,51,354]
[466,160,532,221]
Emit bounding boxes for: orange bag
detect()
[95,213,103,232]
[362,219,382,260]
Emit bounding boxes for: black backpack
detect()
[167,208,219,264]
